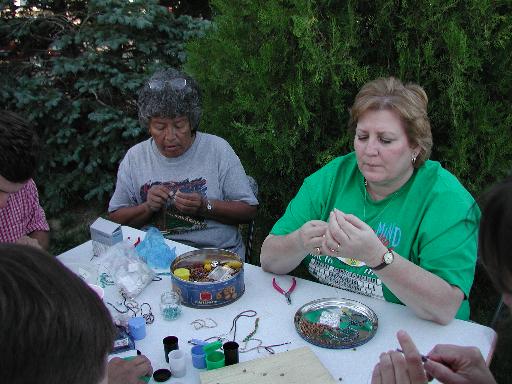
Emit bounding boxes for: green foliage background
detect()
[186,0,512,221]
[0,0,210,212]
[1,0,511,379]
[2,0,511,217]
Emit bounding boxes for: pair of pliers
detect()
[272,277,297,305]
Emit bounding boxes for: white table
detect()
[57,226,497,384]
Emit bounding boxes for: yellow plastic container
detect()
[173,268,190,281]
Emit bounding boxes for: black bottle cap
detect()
[153,368,172,382]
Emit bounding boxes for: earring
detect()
[411,153,417,165]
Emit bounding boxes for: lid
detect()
[153,369,172,382]
[173,268,191,281]
[202,340,222,354]
[90,217,121,234]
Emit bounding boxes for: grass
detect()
[48,203,511,380]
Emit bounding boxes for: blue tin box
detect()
[170,248,245,308]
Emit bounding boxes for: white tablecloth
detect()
[57,226,497,384]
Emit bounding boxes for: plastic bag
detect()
[136,227,176,269]
[98,241,154,299]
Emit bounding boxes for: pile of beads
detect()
[173,259,242,283]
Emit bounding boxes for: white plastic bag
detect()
[97,241,154,299]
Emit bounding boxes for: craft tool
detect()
[272,277,297,304]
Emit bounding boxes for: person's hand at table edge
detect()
[424,344,497,384]
[371,330,429,384]
[108,355,153,384]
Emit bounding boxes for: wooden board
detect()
[199,347,337,384]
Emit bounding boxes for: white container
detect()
[90,217,123,256]
[168,350,186,378]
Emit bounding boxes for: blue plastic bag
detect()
[135,227,176,269]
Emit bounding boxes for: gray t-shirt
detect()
[108,132,258,258]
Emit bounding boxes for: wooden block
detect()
[200,346,337,384]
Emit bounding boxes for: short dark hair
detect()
[137,68,202,133]
[479,176,512,294]
[0,244,116,384]
[0,111,40,182]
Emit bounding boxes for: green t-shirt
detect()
[271,152,479,320]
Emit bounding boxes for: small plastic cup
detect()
[128,316,146,340]
[206,351,225,370]
[163,336,179,363]
[168,349,186,378]
[223,341,239,366]
[191,345,206,369]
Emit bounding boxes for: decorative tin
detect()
[294,298,378,349]
[170,248,244,308]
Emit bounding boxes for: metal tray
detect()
[294,298,378,349]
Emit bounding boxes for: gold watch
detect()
[372,249,394,271]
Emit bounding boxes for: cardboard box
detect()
[90,217,123,256]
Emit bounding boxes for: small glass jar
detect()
[160,291,182,321]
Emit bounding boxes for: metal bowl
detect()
[294,297,378,349]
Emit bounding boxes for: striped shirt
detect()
[0,179,49,243]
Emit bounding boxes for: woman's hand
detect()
[298,220,328,255]
[322,209,385,265]
[260,220,327,274]
[424,345,496,384]
[146,185,170,212]
[108,355,153,384]
[173,190,204,215]
[371,330,429,384]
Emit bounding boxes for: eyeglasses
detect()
[148,78,187,91]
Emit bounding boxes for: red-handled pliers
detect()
[272,277,297,305]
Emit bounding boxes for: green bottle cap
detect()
[202,340,223,354]
[123,357,151,383]
[206,350,225,370]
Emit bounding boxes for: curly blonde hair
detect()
[348,77,433,168]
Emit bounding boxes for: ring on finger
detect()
[314,247,321,255]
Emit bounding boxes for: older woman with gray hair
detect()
[108,68,258,259]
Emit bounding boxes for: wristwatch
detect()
[205,199,213,212]
[371,248,394,271]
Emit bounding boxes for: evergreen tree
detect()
[186,0,512,219]
[0,0,210,212]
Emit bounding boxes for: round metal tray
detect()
[294,298,378,349]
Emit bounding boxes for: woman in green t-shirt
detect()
[261,77,479,325]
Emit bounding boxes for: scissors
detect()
[272,277,297,305]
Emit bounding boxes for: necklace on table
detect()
[363,178,401,224]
